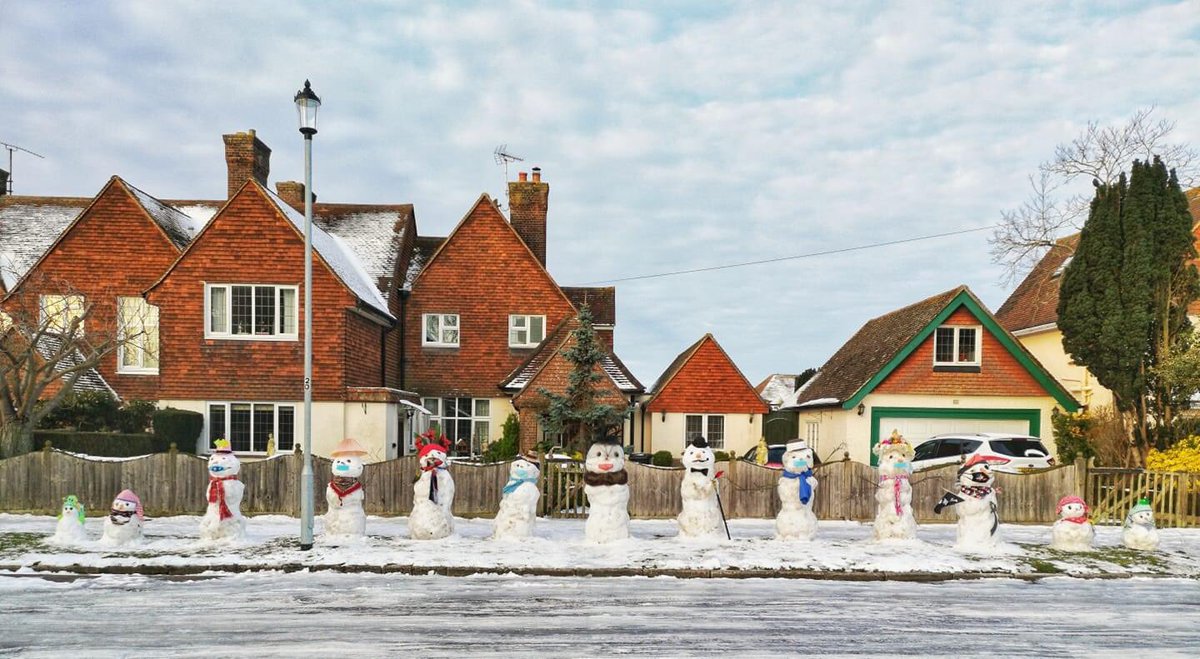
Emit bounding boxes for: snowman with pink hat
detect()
[1050,495,1094,551]
[323,437,369,540]
[100,489,145,547]
[409,428,455,540]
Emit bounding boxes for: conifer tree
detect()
[538,305,626,454]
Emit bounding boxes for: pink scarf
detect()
[1062,514,1089,525]
[880,474,909,516]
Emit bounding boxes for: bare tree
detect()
[990,107,1199,283]
[0,274,149,458]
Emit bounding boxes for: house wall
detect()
[1016,327,1112,409]
[645,412,762,457]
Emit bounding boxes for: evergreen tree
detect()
[1058,157,1198,461]
[538,305,627,454]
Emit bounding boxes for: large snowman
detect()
[1122,498,1160,551]
[323,437,369,541]
[410,430,455,540]
[677,436,723,539]
[776,440,819,541]
[100,489,145,547]
[583,434,630,543]
[50,495,88,544]
[492,453,541,540]
[199,439,246,543]
[1050,495,1094,551]
[873,430,917,541]
[934,454,1002,549]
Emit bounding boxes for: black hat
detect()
[687,436,708,449]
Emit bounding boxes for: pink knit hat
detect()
[115,489,144,521]
[1056,495,1088,518]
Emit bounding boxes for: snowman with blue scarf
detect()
[775,440,819,540]
[492,452,541,540]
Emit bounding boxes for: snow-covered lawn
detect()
[3,513,1197,578]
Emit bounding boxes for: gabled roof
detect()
[34,333,118,399]
[788,286,1078,411]
[994,235,1078,333]
[644,334,768,413]
[0,196,90,291]
[500,318,643,394]
[755,373,798,409]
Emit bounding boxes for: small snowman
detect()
[873,430,917,541]
[583,433,630,543]
[50,495,88,544]
[323,437,369,541]
[100,489,144,547]
[409,429,455,540]
[1050,495,1094,552]
[934,454,1002,550]
[1122,498,1159,551]
[492,452,541,540]
[776,440,819,541]
[199,439,246,543]
[677,436,724,539]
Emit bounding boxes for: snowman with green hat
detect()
[1122,498,1159,551]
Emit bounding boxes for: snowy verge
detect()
[1,514,1196,580]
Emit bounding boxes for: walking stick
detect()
[715,470,731,540]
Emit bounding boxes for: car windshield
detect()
[990,438,1049,458]
[767,446,786,463]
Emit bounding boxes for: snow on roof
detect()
[122,181,193,249]
[35,334,118,399]
[262,188,394,320]
[167,202,220,239]
[792,397,839,408]
[313,205,411,302]
[0,197,86,288]
[757,374,798,408]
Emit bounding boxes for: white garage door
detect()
[878,417,1031,447]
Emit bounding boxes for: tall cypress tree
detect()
[538,305,627,454]
[1058,157,1198,460]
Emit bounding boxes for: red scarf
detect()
[208,475,238,521]
[330,477,363,501]
[1062,514,1089,525]
[880,474,910,516]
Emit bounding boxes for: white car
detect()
[910,433,1055,473]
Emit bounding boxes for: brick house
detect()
[402,170,643,456]
[784,286,1079,464]
[641,334,769,456]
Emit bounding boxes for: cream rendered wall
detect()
[483,397,517,450]
[794,407,849,464]
[1016,327,1112,409]
[646,412,762,456]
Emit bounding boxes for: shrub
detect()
[712,451,734,462]
[1052,408,1096,464]
[153,407,205,450]
[483,413,520,462]
[34,430,164,457]
[117,400,157,434]
[1146,435,1200,472]
[651,450,674,467]
[36,390,120,431]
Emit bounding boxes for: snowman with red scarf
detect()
[199,439,246,543]
[409,429,455,540]
[934,454,1004,549]
[100,489,145,547]
[1050,495,1094,551]
[323,438,369,541]
[775,440,819,541]
[873,430,917,541]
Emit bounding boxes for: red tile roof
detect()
[645,334,768,414]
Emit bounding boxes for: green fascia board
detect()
[841,290,1080,412]
[868,406,1042,466]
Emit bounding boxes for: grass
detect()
[0,532,47,558]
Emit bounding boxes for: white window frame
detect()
[684,413,725,449]
[40,294,85,334]
[508,314,546,348]
[423,396,490,456]
[206,401,297,454]
[116,296,159,375]
[422,313,460,347]
[204,283,299,341]
[806,421,820,444]
[933,325,982,366]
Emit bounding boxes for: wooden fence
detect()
[1,447,1196,527]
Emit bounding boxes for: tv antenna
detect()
[494,144,524,209]
[0,141,45,195]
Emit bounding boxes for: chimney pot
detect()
[518,171,528,182]
[531,167,541,183]
[223,130,271,198]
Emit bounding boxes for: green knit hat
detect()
[1128,498,1153,517]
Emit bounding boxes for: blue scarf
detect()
[503,476,538,496]
[782,468,814,504]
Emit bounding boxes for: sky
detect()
[3,1,1200,388]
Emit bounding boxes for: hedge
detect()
[152,408,204,449]
[32,431,191,457]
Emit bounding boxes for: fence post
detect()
[1180,473,1191,529]
[167,442,178,514]
[725,458,737,518]
[42,440,52,510]
[1074,456,1088,497]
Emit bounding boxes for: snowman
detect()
[1122,498,1159,551]
[50,495,88,543]
[934,454,1002,549]
[776,440,819,541]
[1050,495,1094,551]
[323,437,369,541]
[492,452,541,540]
[873,430,917,541]
[100,489,144,547]
[409,429,455,540]
[199,439,246,543]
[583,434,630,543]
[677,436,724,539]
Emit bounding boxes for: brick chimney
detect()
[508,166,549,265]
[223,129,271,198]
[275,181,313,212]
[0,168,8,196]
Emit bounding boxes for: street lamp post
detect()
[295,79,320,551]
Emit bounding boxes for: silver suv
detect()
[911,433,1054,473]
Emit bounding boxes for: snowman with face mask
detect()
[873,430,917,541]
[776,440,819,541]
[410,429,455,540]
[1122,498,1159,551]
[677,436,723,539]
[50,495,88,544]
[934,454,1003,549]
[323,438,369,541]
[199,439,246,543]
[492,452,541,540]
[583,433,630,543]
[100,490,145,547]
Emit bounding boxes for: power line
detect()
[578,224,997,285]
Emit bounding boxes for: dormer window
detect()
[508,314,545,348]
[934,326,980,366]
